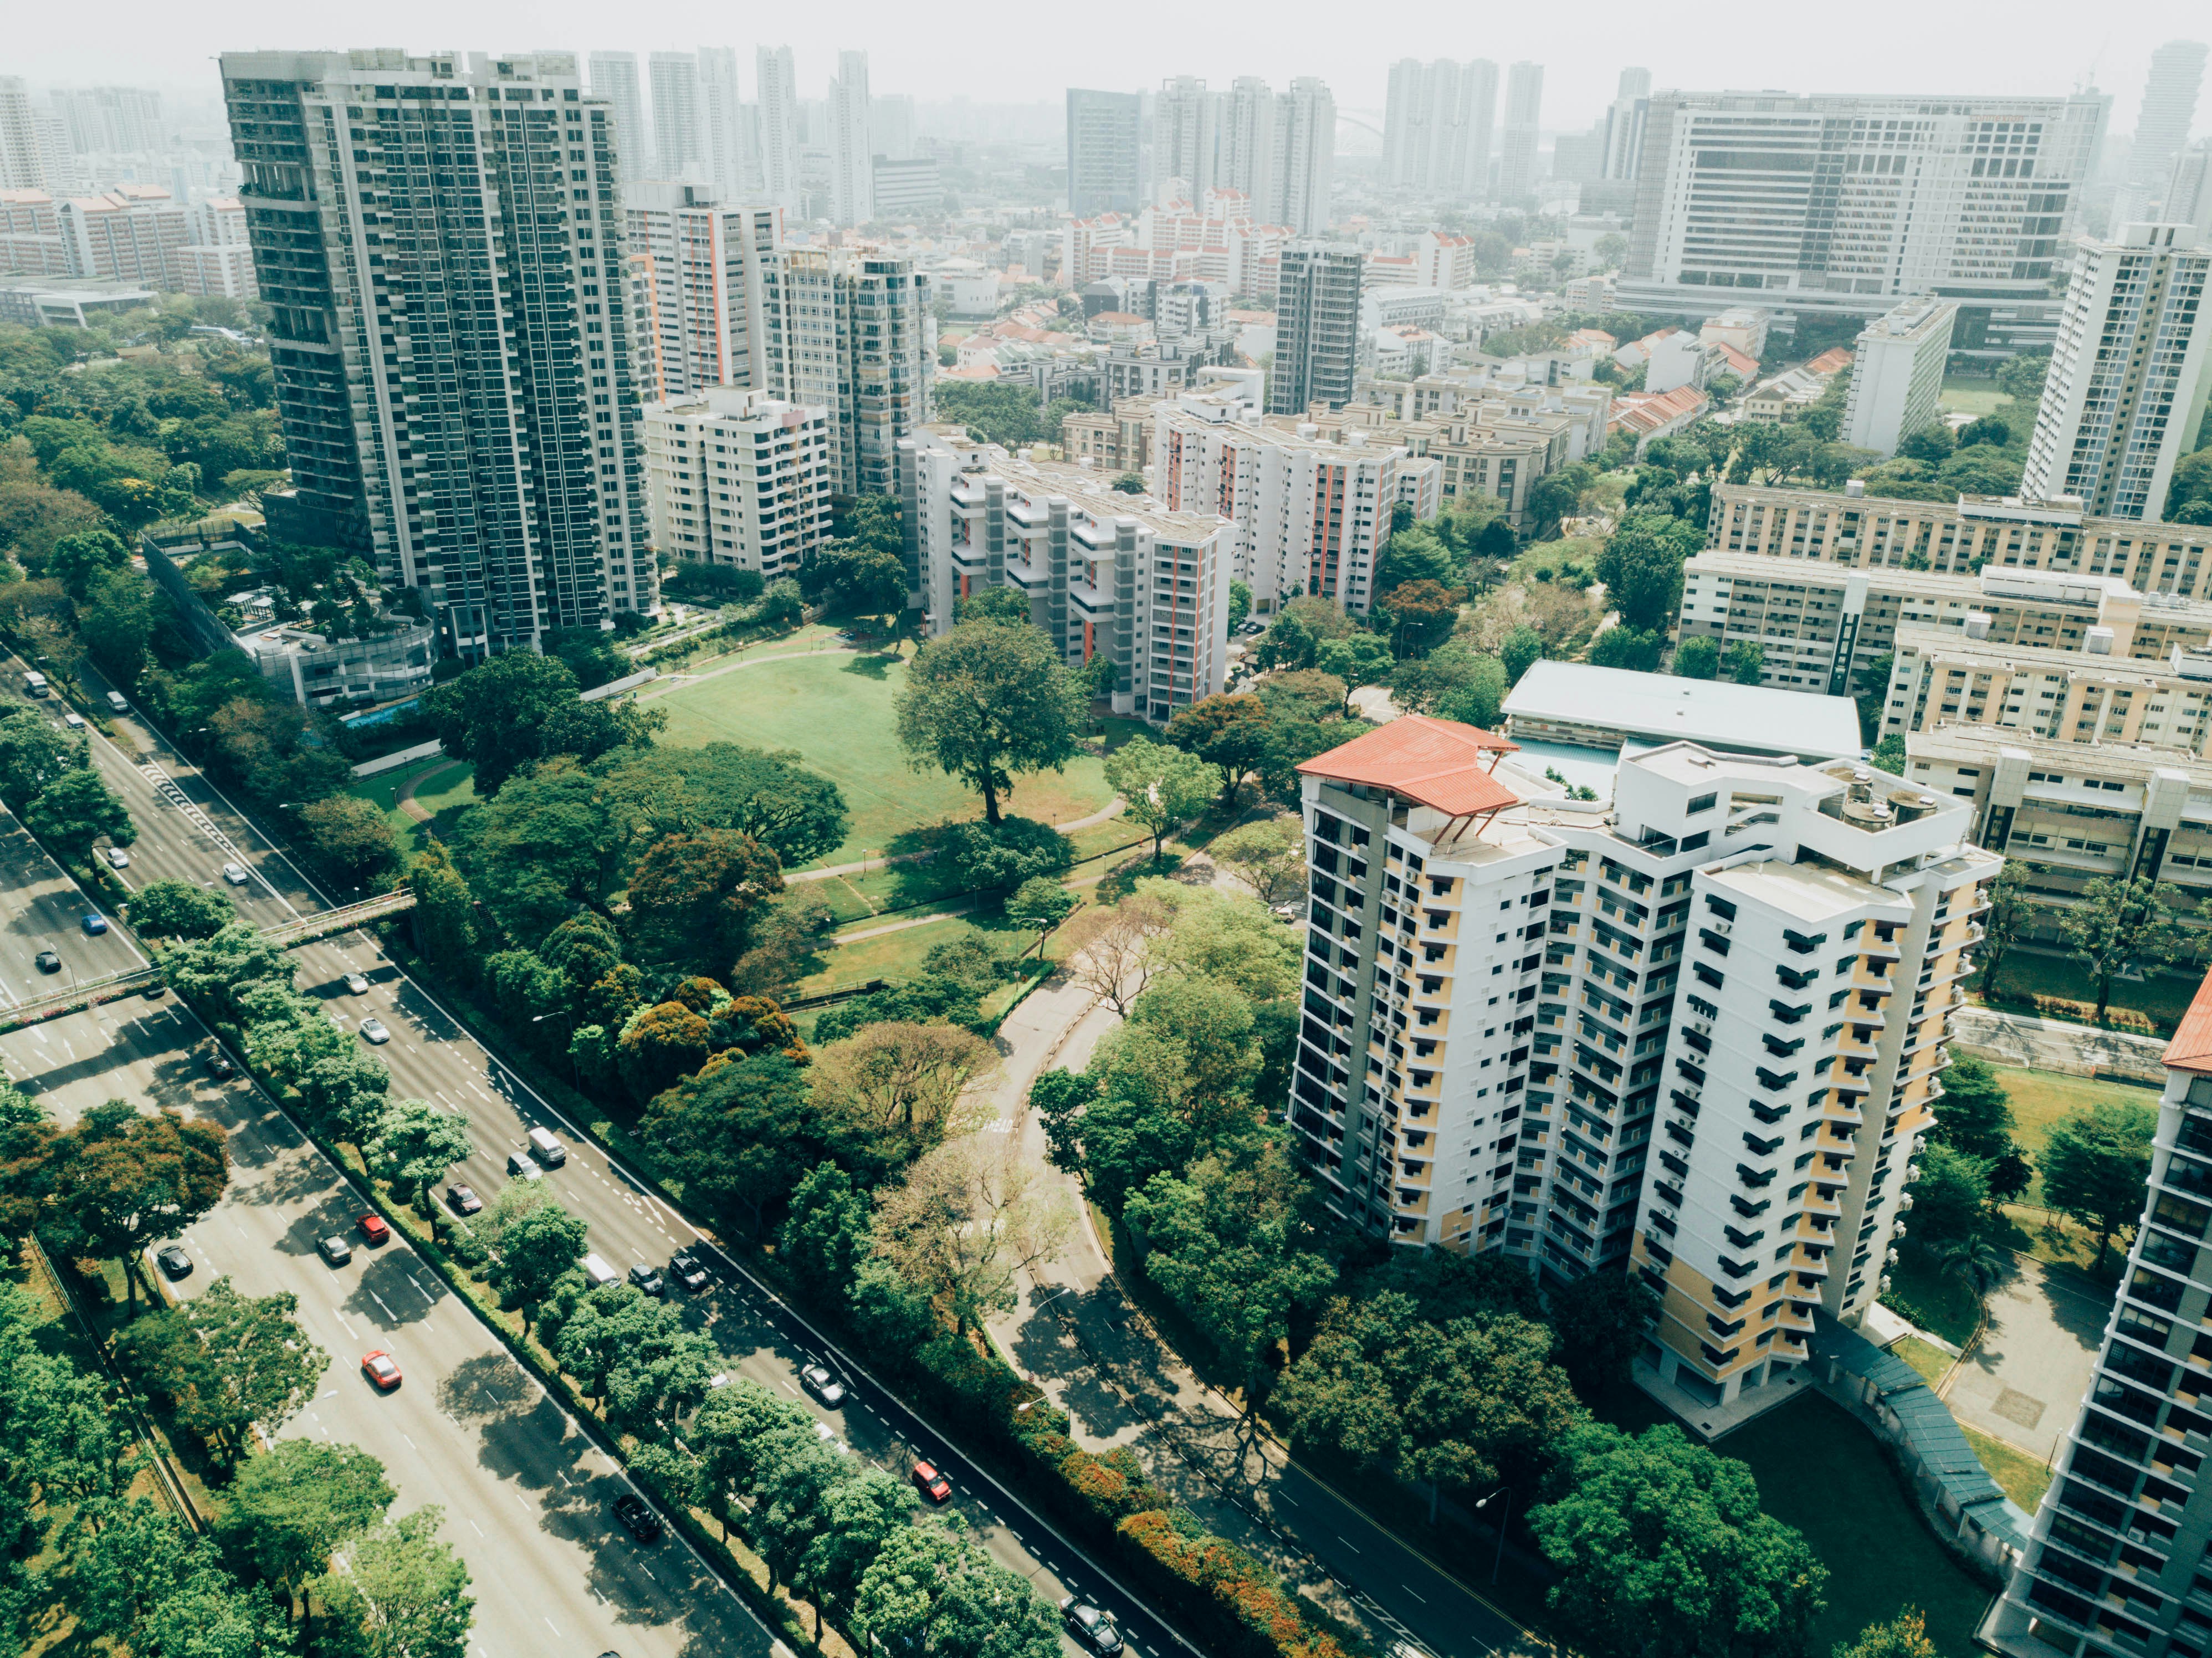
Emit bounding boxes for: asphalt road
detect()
[23,677,1198,1658]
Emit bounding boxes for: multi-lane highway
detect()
[6,669,1199,1658]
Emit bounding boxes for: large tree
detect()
[310,1507,474,1658]
[114,1277,326,1462]
[0,707,83,812]
[2042,1101,2157,1271]
[1547,1271,1661,1394]
[893,620,1087,825]
[1531,1422,1828,1658]
[2060,874,2188,1024]
[1123,1143,1335,1406]
[485,1199,588,1334]
[421,651,663,796]
[1103,737,1220,861]
[591,742,849,868]
[870,1136,1072,1335]
[623,827,784,977]
[217,1439,395,1620]
[639,1051,820,1234]
[127,878,235,940]
[1165,693,1276,807]
[45,1106,228,1313]
[1206,817,1306,905]
[363,1098,474,1220]
[810,1022,1000,1172]
[1975,859,2036,999]
[296,795,401,887]
[23,765,135,866]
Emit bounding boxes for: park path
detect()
[395,759,471,824]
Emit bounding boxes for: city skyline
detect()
[9,2,2211,141]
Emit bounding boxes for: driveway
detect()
[1939,1255,2109,1462]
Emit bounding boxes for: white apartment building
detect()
[1290,704,1994,1413]
[648,52,705,183]
[2024,223,2212,521]
[623,185,783,400]
[755,47,802,214]
[641,388,831,580]
[1842,298,1957,457]
[1271,240,1361,414]
[697,49,749,204]
[586,52,649,185]
[1153,389,1435,616]
[1497,63,1544,203]
[827,51,874,228]
[1620,90,2108,359]
[898,427,1233,724]
[1382,59,1497,199]
[1268,79,1336,237]
[773,247,933,494]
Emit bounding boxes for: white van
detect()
[105,690,128,714]
[21,670,47,698]
[526,1126,567,1168]
[582,1252,621,1288]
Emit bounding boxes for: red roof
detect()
[2165,968,2212,1074]
[1296,716,1520,817]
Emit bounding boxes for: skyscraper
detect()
[1220,76,1278,207]
[1067,89,1143,216]
[587,51,649,185]
[648,52,705,182]
[49,86,166,157]
[1601,66,1651,181]
[1267,79,1335,236]
[774,248,933,494]
[1980,971,2212,1658]
[1269,240,1360,416]
[872,94,915,162]
[1619,90,2109,358]
[697,48,750,202]
[827,51,873,227]
[2023,222,2212,521]
[2133,41,2209,197]
[1497,62,1543,202]
[2170,145,2212,236]
[755,47,801,215]
[1383,59,1496,199]
[1155,76,1220,201]
[222,47,650,653]
[0,78,65,193]
[623,184,783,400]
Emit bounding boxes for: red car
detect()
[357,1214,390,1246]
[361,1350,402,1391]
[912,1460,952,1503]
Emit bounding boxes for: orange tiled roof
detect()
[2165,968,2212,1074]
[1296,715,1520,816]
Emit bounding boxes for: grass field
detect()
[350,755,478,861]
[643,649,1117,868]
[1718,1395,1995,1656]
[1895,1335,1954,1386]
[1939,378,2015,417]
[1962,1422,2054,1513]
[1989,1064,2161,1205]
[1978,952,2206,1035]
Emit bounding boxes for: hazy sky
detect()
[14,0,2209,134]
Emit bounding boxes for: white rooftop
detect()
[1502,661,1863,763]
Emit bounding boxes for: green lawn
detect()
[1989,1064,2162,1205]
[1894,1335,1954,1386]
[1978,952,2206,1036]
[1961,1422,2054,1514]
[350,755,478,861]
[1716,1395,1995,1657]
[1938,378,2014,418]
[642,649,1117,869]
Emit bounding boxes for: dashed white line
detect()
[469,1520,484,1538]
[1337,1535,1362,1554]
[1402,1585,1428,1604]
[542,1619,560,1639]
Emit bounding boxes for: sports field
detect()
[638,646,1117,867]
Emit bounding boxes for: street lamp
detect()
[1473,1486,1511,1585]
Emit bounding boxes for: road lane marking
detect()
[371,1291,393,1316]
[542,1619,560,1638]
[469,1520,484,1537]
[332,1307,359,1339]
[1338,1536,1361,1554]
[1403,1585,1428,1604]
[402,1434,417,1450]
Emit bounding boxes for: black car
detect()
[611,1493,662,1544]
[33,950,59,974]
[668,1252,709,1292]
[154,1244,192,1281]
[1061,1598,1123,1655]
[627,1263,665,1297]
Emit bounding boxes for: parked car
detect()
[155,1244,193,1281]
[359,1017,391,1045]
[1061,1599,1124,1655]
[34,950,59,974]
[357,1214,390,1246]
[668,1252,709,1292]
[360,1350,402,1391]
[80,914,107,935]
[60,711,83,730]
[221,862,249,885]
[101,846,129,869]
[800,1364,846,1408]
[318,1236,354,1267]
[912,1461,952,1503]
[627,1263,664,1296]
[105,690,129,714]
[611,1493,662,1544]
[447,1184,482,1216]
[344,973,370,994]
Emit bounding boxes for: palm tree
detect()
[1939,1235,2009,1299]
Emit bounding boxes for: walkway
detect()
[1951,1004,2166,1083]
[395,759,471,824]
[1939,1255,2107,1465]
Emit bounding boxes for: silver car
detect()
[359,1017,391,1045]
